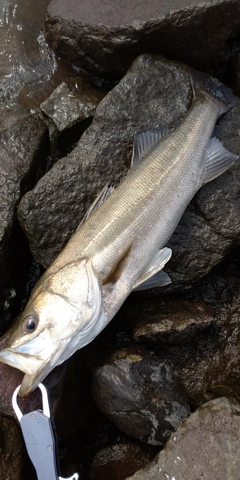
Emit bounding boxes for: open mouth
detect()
[0,348,46,397]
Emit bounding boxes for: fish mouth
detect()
[0,348,47,397]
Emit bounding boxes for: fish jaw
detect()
[0,337,55,396]
[0,352,40,397]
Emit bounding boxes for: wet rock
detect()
[40,77,105,133]
[151,272,240,408]
[17,55,191,266]
[125,397,240,480]
[0,112,49,330]
[126,296,214,345]
[89,441,158,480]
[45,0,240,79]
[0,415,28,480]
[92,346,190,445]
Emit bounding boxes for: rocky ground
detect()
[0,0,240,479]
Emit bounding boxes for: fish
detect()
[0,68,238,396]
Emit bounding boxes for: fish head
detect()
[0,258,105,396]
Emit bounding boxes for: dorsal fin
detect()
[77,183,114,230]
[131,127,172,167]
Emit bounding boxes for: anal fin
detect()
[203,137,238,185]
[133,247,172,291]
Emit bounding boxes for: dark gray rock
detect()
[0,112,49,329]
[0,415,28,480]
[126,296,214,345]
[17,55,191,267]
[149,268,240,408]
[125,398,240,480]
[92,346,190,445]
[89,441,157,480]
[45,0,240,79]
[40,77,105,133]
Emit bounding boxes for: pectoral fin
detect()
[133,247,172,291]
[202,137,238,185]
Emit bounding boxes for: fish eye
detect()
[21,314,38,334]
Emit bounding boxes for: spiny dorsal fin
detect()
[202,137,238,185]
[131,127,172,167]
[77,183,114,230]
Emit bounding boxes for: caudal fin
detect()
[189,66,239,115]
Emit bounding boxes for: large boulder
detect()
[0,112,49,330]
[17,55,240,291]
[125,260,240,408]
[92,346,190,445]
[125,397,240,480]
[89,442,157,480]
[44,0,240,79]
[0,415,29,480]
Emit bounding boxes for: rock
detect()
[0,0,57,110]
[0,112,49,330]
[45,0,240,79]
[125,398,240,480]
[92,346,190,445]
[146,268,240,408]
[126,296,214,345]
[0,415,29,480]
[18,55,240,292]
[17,55,191,266]
[89,441,158,480]
[40,77,105,133]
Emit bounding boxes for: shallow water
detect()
[0,0,74,110]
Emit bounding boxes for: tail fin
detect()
[188,66,239,115]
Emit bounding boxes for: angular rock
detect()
[18,55,240,293]
[17,55,191,266]
[125,398,240,480]
[149,268,240,408]
[126,296,214,345]
[0,0,57,110]
[0,415,29,480]
[92,346,190,445]
[45,0,240,78]
[89,441,158,480]
[0,112,49,330]
[40,77,105,133]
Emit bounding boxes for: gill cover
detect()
[47,258,103,340]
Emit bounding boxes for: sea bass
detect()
[0,69,238,396]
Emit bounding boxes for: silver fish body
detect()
[0,69,238,396]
